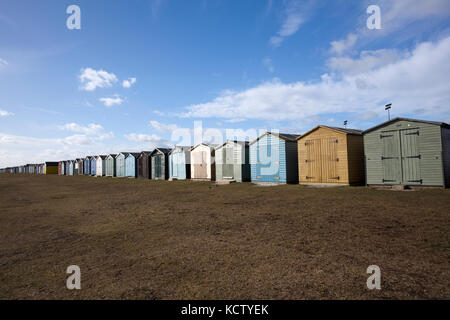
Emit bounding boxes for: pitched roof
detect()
[277,133,302,141]
[127,152,141,158]
[151,148,171,155]
[249,132,301,145]
[116,152,130,158]
[215,140,249,149]
[169,146,192,154]
[190,143,220,151]
[363,117,450,134]
[327,126,363,135]
[138,151,152,157]
[298,125,362,139]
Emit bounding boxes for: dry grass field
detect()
[0,174,448,299]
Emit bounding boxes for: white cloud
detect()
[0,109,14,117]
[330,34,358,56]
[153,110,165,116]
[57,122,114,146]
[125,133,166,143]
[58,123,104,135]
[62,134,94,146]
[269,36,284,48]
[0,58,8,68]
[0,129,115,167]
[329,1,450,57]
[327,49,405,75]
[149,120,179,132]
[180,36,450,122]
[262,58,275,73]
[59,132,112,145]
[97,132,114,141]
[270,0,314,47]
[0,133,50,147]
[99,94,123,107]
[79,68,118,91]
[122,77,137,88]
[123,133,170,151]
[356,111,380,121]
[380,0,450,31]
[278,11,303,37]
[224,118,246,123]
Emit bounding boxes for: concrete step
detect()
[216,180,236,185]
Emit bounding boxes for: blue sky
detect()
[1,0,450,166]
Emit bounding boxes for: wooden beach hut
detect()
[363,118,450,187]
[297,126,364,185]
[249,132,300,184]
[169,146,191,180]
[75,159,83,175]
[215,140,250,182]
[151,148,170,180]
[44,162,59,175]
[125,153,140,178]
[90,157,97,176]
[83,157,92,175]
[95,156,107,177]
[68,160,74,176]
[137,151,152,179]
[105,154,117,177]
[190,144,218,181]
[115,152,129,178]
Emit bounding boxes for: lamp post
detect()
[385,103,392,120]
[344,120,348,128]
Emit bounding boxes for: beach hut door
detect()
[381,130,401,184]
[194,151,207,179]
[138,157,143,177]
[306,139,321,183]
[323,138,338,183]
[155,154,163,178]
[400,129,421,184]
[223,147,234,179]
[173,153,179,177]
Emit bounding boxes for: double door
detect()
[154,154,164,179]
[193,151,208,179]
[304,138,339,183]
[217,147,234,179]
[381,129,421,184]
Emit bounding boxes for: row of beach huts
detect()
[2,118,450,187]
